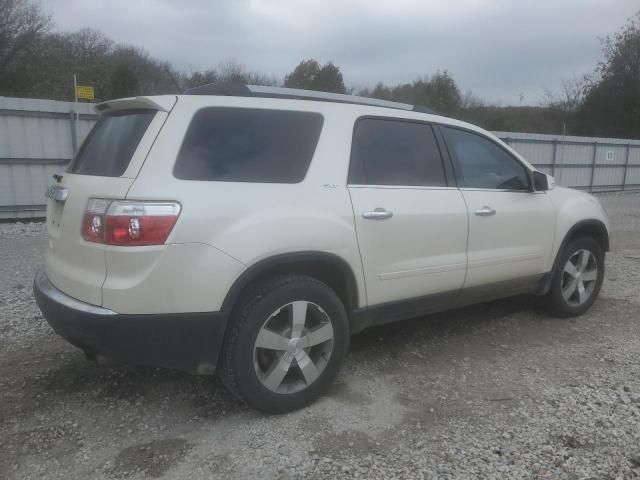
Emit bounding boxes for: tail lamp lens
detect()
[81,200,181,246]
[81,199,110,243]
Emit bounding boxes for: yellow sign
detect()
[76,85,95,100]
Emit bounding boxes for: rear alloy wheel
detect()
[254,301,334,394]
[544,237,604,317]
[220,275,349,413]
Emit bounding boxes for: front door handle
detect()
[363,208,393,220]
[474,206,496,217]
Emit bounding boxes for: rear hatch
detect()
[45,96,176,306]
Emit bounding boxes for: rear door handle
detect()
[363,208,393,220]
[474,206,496,216]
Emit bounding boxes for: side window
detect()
[349,118,447,187]
[174,108,323,183]
[443,127,530,191]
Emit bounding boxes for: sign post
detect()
[73,74,79,125]
[71,75,95,154]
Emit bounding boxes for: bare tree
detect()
[460,90,484,109]
[542,76,586,113]
[0,0,51,69]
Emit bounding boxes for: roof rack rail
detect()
[183,82,439,115]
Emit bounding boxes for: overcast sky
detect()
[41,0,638,105]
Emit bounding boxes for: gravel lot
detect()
[1,192,639,480]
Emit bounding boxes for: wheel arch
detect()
[221,251,360,317]
[557,218,609,256]
[543,219,609,294]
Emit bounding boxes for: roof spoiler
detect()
[94,95,177,114]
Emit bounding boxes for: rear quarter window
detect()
[70,110,156,177]
[173,108,323,183]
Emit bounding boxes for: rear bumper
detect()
[33,270,229,374]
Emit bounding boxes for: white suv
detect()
[34,84,609,413]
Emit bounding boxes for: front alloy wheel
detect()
[544,236,604,317]
[561,249,598,306]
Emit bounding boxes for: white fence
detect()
[1,96,639,219]
[1,97,97,219]
[495,131,640,193]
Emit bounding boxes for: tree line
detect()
[1,0,639,138]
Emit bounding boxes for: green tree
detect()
[359,71,462,115]
[109,64,139,98]
[284,59,345,93]
[310,62,345,93]
[576,12,640,138]
[284,59,321,89]
[0,0,51,94]
[423,71,461,114]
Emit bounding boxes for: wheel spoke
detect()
[303,323,333,347]
[262,353,292,391]
[562,278,579,301]
[577,251,590,273]
[581,269,597,282]
[577,281,588,304]
[295,351,320,385]
[564,261,579,278]
[290,301,308,338]
[255,329,290,351]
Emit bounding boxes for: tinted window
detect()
[349,118,446,187]
[71,110,155,177]
[444,127,530,190]
[174,108,323,183]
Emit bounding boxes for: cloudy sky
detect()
[41,0,638,105]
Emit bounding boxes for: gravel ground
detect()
[1,192,639,480]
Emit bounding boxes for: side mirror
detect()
[533,171,555,191]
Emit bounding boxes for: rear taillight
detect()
[82,199,181,246]
[82,199,111,243]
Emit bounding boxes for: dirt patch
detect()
[108,438,193,478]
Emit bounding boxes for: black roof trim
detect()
[183,82,441,116]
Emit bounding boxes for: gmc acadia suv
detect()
[34,83,609,413]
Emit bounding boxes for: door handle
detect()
[363,208,393,220]
[474,206,496,217]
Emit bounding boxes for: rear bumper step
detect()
[33,271,228,374]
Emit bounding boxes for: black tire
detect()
[219,274,349,413]
[544,236,605,318]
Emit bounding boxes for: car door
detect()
[441,126,555,299]
[348,117,468,318]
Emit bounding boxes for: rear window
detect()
[173,108,323,183]
[70,110,156,177]
[349,118,447,187]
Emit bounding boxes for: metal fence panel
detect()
[626,167,640,186]
[506,141,554,166]
[494,131,640,192]
[593,167,625,189]
[558,167,592,188]
[1,99,640,219]
[0,97,97,219]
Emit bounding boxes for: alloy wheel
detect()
[561,249,598,307]
[253,301,334,394]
